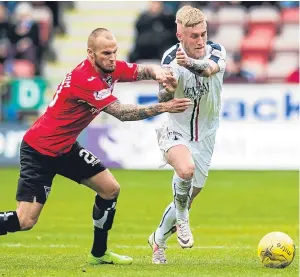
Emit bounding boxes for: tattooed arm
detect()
[185,58,219,77]
[103,98,191,122]
[136,64,171,81]
[176,48,220,77]
[158,83,174,103]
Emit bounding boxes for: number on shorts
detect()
[79,149,96,164]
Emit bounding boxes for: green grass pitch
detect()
[0,168,298,277]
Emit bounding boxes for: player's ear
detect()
[87,48,93,60]
[176,32,182,42]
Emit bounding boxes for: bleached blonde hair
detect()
[176,5,206,27]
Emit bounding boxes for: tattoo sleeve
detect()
[136,64,156,81]
[185,58,216,76]
[158,84,174,103]
[103,100,166,121]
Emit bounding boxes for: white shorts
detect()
[156,126,216,188]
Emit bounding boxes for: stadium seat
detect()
[12,60,35,77]
[281,7,299,24]
[210,25,244,52]
[248,5,280,24]
[217,6,247,25]
[272,24,299,52]
[266,53,299,81]
[241,35,272,65]
[248,5,279,38]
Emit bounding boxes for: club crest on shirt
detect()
[103,75,113,86]
[94,89,111,100]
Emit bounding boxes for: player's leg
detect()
[0,140,55,235]
[148,129,194,263]
[166,144,195,248]
[0,202,44,235]
[57,142,132,265]
[149,144,194,264]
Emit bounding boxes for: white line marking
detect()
[0,243,80,248]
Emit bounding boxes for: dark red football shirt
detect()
[24,59,138,156]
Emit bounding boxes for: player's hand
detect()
[154,67,173,83]
[163,98,192,113]
[176,48,191,67]
[160,74,178,94]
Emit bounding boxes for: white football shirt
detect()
[161,41,226,142]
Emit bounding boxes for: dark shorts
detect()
[16,140,106,204]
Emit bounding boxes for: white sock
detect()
[154,186,194,246]
[154,202,176,246]
[173,173,192,221]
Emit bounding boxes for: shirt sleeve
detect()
[115,60,138,82]
[73,85,118,110]
[160,45,181,80]
[208,43,226,73]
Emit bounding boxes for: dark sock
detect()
[91,228,108,257]
[0,211,21,235]
[91,195,117,257]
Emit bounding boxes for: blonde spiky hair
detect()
[176,5,206,27]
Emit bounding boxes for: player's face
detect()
[179,23,207,59]
[91,38,118,73]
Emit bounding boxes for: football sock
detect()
[173,173,192,221]
[0,211,21,235]
[155,186,193,245]
[154,202,176,246]
[91,195,117,257]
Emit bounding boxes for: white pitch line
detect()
[115,245,253,249]
[0,243,80,248]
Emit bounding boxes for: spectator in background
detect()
[45,1,66,35]
[128,1,177,63]
[0,4,9,65]
[224,53,255,83]
[7,2,41,75]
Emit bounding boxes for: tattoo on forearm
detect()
[158,84,174,103]
[185,58,214,75]
[136,65,155,81]
[103,100,163,121]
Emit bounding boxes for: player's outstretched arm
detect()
[158,84,175,103]
[103,98,191,122]
[176,48,220,77]
[136,64,171,82]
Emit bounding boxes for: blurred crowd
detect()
[128,1,299,83]
[0,1,70,79]
[0,1,298,84]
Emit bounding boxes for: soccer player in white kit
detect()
[148,5,226,264]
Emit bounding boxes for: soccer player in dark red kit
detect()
[0,28,191,265]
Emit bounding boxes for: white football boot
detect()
[148,233,167,264]
[176,218,194,248]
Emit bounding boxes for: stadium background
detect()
[0,1,298,276]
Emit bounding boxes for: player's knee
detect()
[177,164,195,180]
[102,182,120,200]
